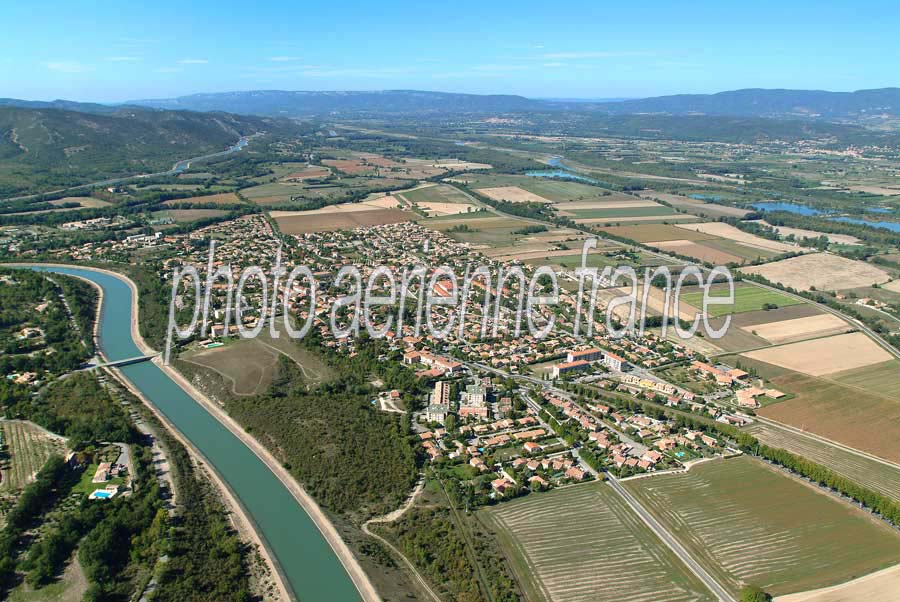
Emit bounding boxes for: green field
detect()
[681,285,802,317]
[482,482,715,602]
[745,422,900,504]
[423,214,537,248]
[624,457,900,597]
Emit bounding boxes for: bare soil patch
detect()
[743,313,851,345]
[742,253,891,291]
[273,208,413,234]
[676,222,797,252]
[477,186,551,203]
[743,332,892,376]
[650,239,743,264]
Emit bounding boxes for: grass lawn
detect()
[482,482,715,602]
[624,456,900,597]
[681,285,802,317]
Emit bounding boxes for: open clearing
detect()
[182,331,333,396]
[0,420,67,493]
[272,207,413,234]
[624,456,900,597]
[49,196,112,209]
[477,186,551,203]
[675,222,797,253]
[742,332,892,376]
[741,253,891,291]
[482,481,715,602]
[681,284,802,317]
[742,313,851,344]
[745,422,900,504]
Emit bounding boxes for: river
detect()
[23,266,360,602]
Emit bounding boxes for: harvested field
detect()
[743,332,892,376]
[732,355,900,464]
[777,563,900,602]
[624,457,900,597]
[745,422,900,504]
[483,482,715,602]
[675,222,797,253]
[362,195,402,208]
[882,280,900,293]
[477,186,551,203]
[417,202,477,215]
[599,223,718,243]
[742,313,851,345]
[0,420,67,493]
[650,240,744,264]
[272,208,412,234]
[553,199,659,210]
[162,192,241,206]
[741,253,891,291]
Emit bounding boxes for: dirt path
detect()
[362,477,441,602]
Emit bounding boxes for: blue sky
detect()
[2,0,898,102]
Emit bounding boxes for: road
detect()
[1,135,252,203]
[605,475,735,601]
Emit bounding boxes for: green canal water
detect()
[25,266,361,602]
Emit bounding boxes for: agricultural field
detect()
[741,312,851,345]
[681,284,803,317]
[755,221,862,246]
[741,253,891,291]
[744,422,900,504]
[423,213,584,255]
[161,192,242,206]
[675,222,798,253]
[482,482,716,602]
[398,184,478,215]
[637,191,750,219]
[181,330,333,396]
[477,186,552,203]
[271,207,414,234]
[598,223,718,243]
[0,420,67,494]
[731,355,900,464]
[742,332,893,376]
[624,456,900,597]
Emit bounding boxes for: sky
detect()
[2,0,898,103]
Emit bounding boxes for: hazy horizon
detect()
[3,0,899,103]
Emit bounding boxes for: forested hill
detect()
[586,88,900,120]
[128,88,900,122]
[0,106,291,197]
[131,89,546,115]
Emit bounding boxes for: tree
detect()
[740,585,772,602]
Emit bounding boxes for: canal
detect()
[24,265,360,602]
